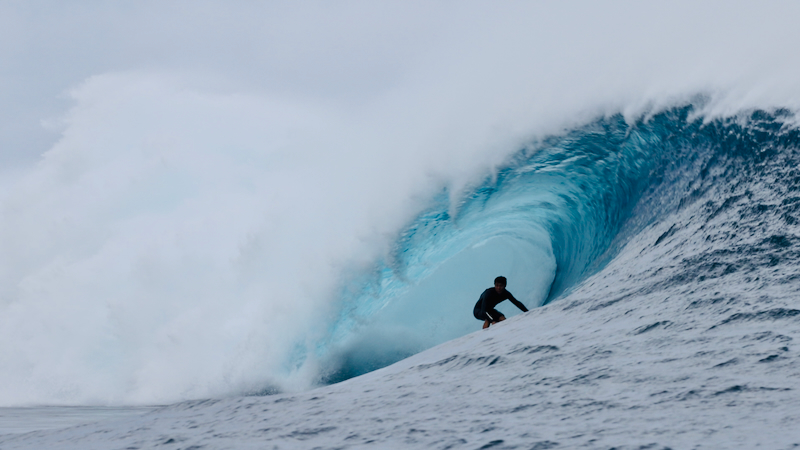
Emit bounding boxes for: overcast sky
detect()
[4,1,800,168]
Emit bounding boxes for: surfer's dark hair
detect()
[494,276,507,286]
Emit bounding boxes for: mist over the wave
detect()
[3,1,800,405]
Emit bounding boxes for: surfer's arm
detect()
[507,293,528,312]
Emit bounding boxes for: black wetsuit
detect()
[473,288,528,322]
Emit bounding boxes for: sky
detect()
[4,1,800,167]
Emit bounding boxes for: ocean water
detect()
[2,105,800,448]
[0,406,154,435]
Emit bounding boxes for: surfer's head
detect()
[494,276,507,293]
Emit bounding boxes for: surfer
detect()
[473,276,528,329]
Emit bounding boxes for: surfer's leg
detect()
[486,308,504,323]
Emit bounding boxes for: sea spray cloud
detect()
[0,69,540,404]
[3,1,800,405]
[1,76,322,398]
[0,73,352,403]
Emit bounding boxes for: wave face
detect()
[314,105,800,384]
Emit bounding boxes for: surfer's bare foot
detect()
[483,320,491,329]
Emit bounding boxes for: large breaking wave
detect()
[316,105,800,384]
[2,89,799,405]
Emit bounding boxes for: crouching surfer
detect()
[473,276,528,329]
